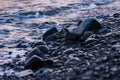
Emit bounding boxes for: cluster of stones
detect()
[14,18,120,80]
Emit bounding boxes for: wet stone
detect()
[24,55,45,71]
[42,27,58,41]
[72,18,103,35]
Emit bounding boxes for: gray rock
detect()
[72,18,103,35]
[25,55,44,71]
[42,27,58,41]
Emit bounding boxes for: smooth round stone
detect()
[42,27,58,41]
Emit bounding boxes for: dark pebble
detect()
[85,38,98,45]
[24,55,45,71]
[42,27,58,41]
[62,48,74,55]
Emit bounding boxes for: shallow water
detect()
[0,0,120,75]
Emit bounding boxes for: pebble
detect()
[111,44,120,51]
[42,27,58,41]
[62,48,74,55]
[24,55,45,71]
[15,69,33,78]
[34,68,52,79]
[85,37,98,45]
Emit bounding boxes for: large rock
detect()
[72,18,103,35]
[65,32,80,45]
[42,27,58,41]
[24,55,45,71]
[27,45,49,58]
